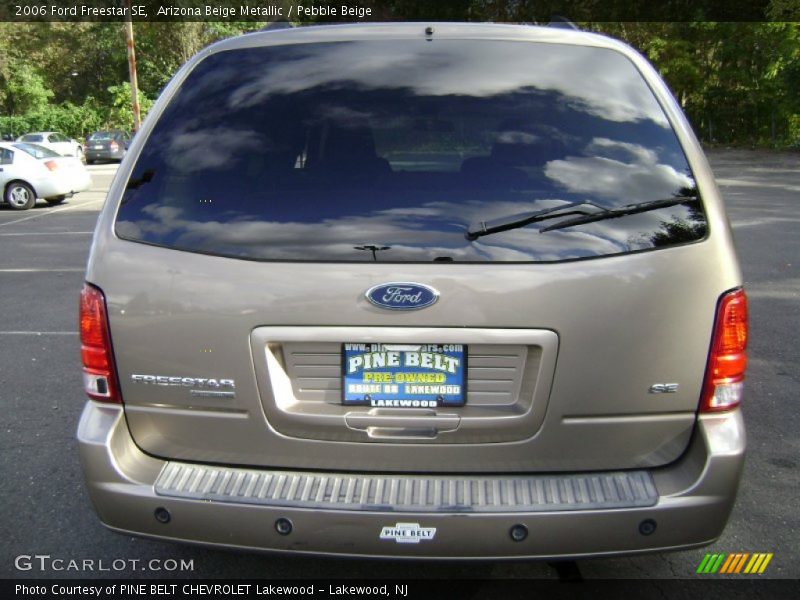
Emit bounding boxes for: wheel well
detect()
[4,179,38,201]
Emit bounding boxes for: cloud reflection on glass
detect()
[117,40,706,263]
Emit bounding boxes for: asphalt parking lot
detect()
[1,151,798,581]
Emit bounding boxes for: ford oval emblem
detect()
[365,282,439,311]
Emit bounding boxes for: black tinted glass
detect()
[116,40,706,262]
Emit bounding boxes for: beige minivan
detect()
[78,23,747,559]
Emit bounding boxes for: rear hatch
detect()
[89,27,736,473]
[87,135,117,153]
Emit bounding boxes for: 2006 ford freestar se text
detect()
[77,22,747,559]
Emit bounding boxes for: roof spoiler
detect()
[260,20,293,32]
[547,17,580,30]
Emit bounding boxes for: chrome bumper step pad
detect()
[155,463,658,513]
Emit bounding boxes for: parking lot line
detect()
[0,268,85,272]
[0,231,94,237]
[0,331,78,335]
[0,198,105,229]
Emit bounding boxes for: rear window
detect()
[14,143,60,158]
[89,131,120,141]
[116,39,706,263]
[20,134,44,143]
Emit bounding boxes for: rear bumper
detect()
[86,150,124,161]
[77,402,745,559]
[30,172,91,199]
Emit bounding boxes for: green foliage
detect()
[134,22,262,95]
[0,20,257,139]
[106,82,154,131]
[0,102,102,140]
[2,61,54,114]
[0,91,157,140]
[767,0,800,20]
[787,115,800,148]
[0,17,798,148]
[586,22,800,147]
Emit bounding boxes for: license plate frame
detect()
[341,343,467,408]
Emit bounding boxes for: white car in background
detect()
[0,142,92,210]
[16,131,85,162]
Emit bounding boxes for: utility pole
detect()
[124,0,141,132]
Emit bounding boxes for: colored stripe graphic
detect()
[697,553,726,573]
[759,554,774,573]
[698,552,773,574]
[734,553,750,573]
[719,554,736,573]
[711,554,726,573]
[744,553,773,574]
[721,553,749,573]
[696,554,713,573]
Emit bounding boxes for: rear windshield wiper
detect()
[465,196,697,240]
[465,201,609,241]
[540,196,698,233]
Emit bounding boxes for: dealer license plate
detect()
[342,343,467,408]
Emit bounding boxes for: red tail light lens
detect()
[110,140,119,152]
[80,283,121,403]
[44,160,58,171]
[700,288,748,412]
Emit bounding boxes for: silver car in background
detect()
[78,23,747,559]
[1,142,91,210]
[16,131,85,162]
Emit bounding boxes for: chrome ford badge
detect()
[365,282,439,311]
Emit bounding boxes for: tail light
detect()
[80,283,121,403]
[109,140,119,152]
[44,160,58,171]
[700,288,748,412]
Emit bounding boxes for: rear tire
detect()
[4,181,36,210]
[45,196,66,206]
[86,159,95,165]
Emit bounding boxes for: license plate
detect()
[94,145,104,149]
[342,343,467,408]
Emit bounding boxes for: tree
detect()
[2,61,53,114]
[0,14,797,147]
[106,82,154,131]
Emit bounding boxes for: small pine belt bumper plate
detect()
[155,463,658,513]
